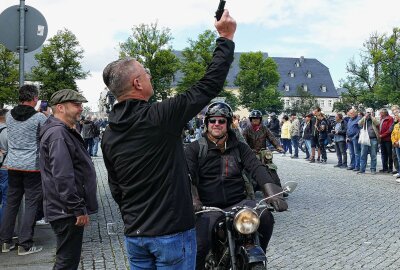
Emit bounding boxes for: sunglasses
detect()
[209,118,227,124]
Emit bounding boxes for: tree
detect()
[285,87,317,116]
[340,29,400,109]
[30,29,89,100]
[119,22,179,102]
[0,44,19,108]
[234,52,283,113]
[379,27,400,104]
[175,30,239,110]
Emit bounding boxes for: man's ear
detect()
[133,78,143,91]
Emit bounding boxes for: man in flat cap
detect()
[39,89,98,269]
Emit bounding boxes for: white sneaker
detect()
[18,245,43,256]
[396,179,400,183]
[35,219,49,226]
[393,173,400,177]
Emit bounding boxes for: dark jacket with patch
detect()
[185,130,272,208]
[39,116,98,222]
[101,38,235,237]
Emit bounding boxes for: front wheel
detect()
[248,262,267,270]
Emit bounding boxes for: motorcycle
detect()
[196,181,298,270]
[299,136,335,153]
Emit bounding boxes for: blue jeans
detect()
[291,136,299,157]
[92,137,100,156]
[0,169,8,224]
[348,137,361,169]
[360,138,378,173]
[305,139,312,158]
[125,228,196,270]
[395,148,400,172]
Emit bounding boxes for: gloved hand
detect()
[267,196,288,212]
[262,183,288,212]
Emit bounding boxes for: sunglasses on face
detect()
[209,118,227,124]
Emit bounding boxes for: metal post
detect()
[18,0,26,87]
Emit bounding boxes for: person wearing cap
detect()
[39,89,98,269]
[101,10,236,269]
[0,85,47,255]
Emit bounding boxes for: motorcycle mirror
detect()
[282,181,297,194]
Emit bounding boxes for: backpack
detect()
[0,127,7,167]
[195,137,255,199]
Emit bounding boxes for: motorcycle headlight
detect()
[233,208,260,235]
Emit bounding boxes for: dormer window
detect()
[321,84,327,92]
[302,84,308,91]
[284,83,290,91]
[289,71,295,78]
[295,61,300,67]
[306,71,312,78]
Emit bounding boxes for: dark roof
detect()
[26,48,338,98]
[173,52,338,98]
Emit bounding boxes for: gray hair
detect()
[103,58,137,98]
[381,108,389,115]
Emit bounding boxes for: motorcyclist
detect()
[243,110,284,190]
[243,110,283,153]
[184,102,288,270]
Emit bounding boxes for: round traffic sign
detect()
[0,5,48,53]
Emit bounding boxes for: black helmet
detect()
[249,110,262,120]
[205,102,233,126]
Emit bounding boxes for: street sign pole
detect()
[18,0,26,87]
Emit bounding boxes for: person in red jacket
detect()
[379,108,394,173]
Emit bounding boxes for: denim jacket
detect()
[346,116,361,139]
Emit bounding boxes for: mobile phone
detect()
[40,100,48,112]
[215,0,226,21]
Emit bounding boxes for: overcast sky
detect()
[1,0,400,110]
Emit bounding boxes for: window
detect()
[321,85,327,92]
[306,71,312,78]
[320,100,325,107]
[328,100,332,107]
[289,71,295,78]
[303,84,308,91]
[284,83,290,91]
[285,99,290,107]
[295,61,300,67]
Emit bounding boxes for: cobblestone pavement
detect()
[1,151,400,269]
[268,151,400,270]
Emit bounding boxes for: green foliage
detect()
[0,44,19,108]
[119,22,179,102]
[285,87,317,116]
[340,27,400,110]
[175,30,217,93]
[30,29,89,101]
[234,52,282,113]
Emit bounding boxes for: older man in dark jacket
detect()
[39,89,98,270]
